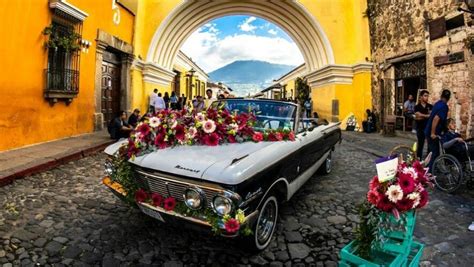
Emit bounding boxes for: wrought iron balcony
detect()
[44,68,80,104]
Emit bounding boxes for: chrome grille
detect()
[134,169,221,208]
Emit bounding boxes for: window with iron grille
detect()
[44,10,82,103]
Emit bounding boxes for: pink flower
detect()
[135,189,148,203]
[252,132,263,142]
[398,172,415,194]
[275,132,284,141]
[227,134,236,143]
[369,176,380,191]
[203,120,216,133]
[154,133,168,149]
[267,132,278,141]
[224,218,240,234]
[376,195,394,212]
[367,190,380,205]
[136,123,151,136]
[204,133,220,146]
[418,189,429,208]
[395,197,414,212]
[174,125,185,141]
[151,193,163,207]
[163,197,176,211]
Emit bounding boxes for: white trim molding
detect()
[306,62,373,88]
[49,0,88,21]
[142,62,176,86]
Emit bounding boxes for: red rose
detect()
[275,132,283,141]
[204,133,220,146]
[163,197,177,211]
[174,125,185,141]
[224,218,240,234]
[227,134,236,143]
[151,193,163,207]
[252,132,263,142]
[135,189,148,203]
[267,132,278,141]
[287,132,295,141]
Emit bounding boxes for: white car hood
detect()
[104,140,274,180]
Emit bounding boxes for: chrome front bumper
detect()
[102,176,258,236]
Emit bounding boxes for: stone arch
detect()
[146,0,335,74]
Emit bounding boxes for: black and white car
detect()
[103,99,341,251]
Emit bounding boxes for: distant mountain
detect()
[209,60,296,96]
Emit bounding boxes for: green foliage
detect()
[109,148,139,205]
[295,77,310,104]
[43,24,81,52]
[354,201,381,260]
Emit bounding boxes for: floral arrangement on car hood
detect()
[125,108,295,159]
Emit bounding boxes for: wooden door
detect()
[101,59,121,128]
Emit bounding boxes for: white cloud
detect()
[268,29,278,35]
[181,30,304,72]
[238,16,257,32]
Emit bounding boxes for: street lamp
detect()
[186,68,196,98]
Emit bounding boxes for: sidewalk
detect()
[0,130,114,187]
[342,131,416,157]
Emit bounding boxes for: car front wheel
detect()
[241,194,279,251]
[318,151,332,174]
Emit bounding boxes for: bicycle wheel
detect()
[432,154,463,193]
[389,145,416,162]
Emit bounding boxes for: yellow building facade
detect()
[0,0,372,152]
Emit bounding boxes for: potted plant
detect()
[43,24,81,52]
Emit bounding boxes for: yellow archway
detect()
[146,0,334,74]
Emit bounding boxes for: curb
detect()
[0,141,114,187]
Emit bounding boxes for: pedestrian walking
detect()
[414,90,433,160]
[425,89,451,171]
[149,89,158,114]
[153,93,166,113]
[163,92,170,110]
[170,91,178,110]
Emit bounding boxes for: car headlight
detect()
[212,195,233,216]
[104,158,115,176]
[184,188,205,210]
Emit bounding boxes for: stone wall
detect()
[368,0,474,136]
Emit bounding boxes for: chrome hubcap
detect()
[256,200,276,245]
[326,154,332,172]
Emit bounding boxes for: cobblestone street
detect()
[1,137,473,266]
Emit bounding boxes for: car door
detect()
[295,120,324,178]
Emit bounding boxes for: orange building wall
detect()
[0,1,134,151]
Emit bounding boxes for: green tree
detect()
[295,77,310,105]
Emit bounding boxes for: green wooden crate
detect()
[339,241,406,267]
[379,210,416,255]
[406,241,424,267]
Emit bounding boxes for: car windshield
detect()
[211,99,297,131]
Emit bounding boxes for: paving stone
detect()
[63,245,82,259]
[45,241,63,256]
[53,237,69,244]
[275,250,289,262]
[284,231,303,243]
[33,238,47,247]
[327,215,347,225]
[287,243,310,259]
[39,220,54,228]
[163,261,183,267]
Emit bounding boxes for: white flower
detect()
[149,117,161,128]
[386,185,404,203]
[402,167,418,180]
[229,123,239,132]
[170,120,178,129]
[195,113,206,122]
[188,127,197,138]
[203,120,216,133]
[408,192,420,208]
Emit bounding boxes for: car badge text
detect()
[175,165,200,173]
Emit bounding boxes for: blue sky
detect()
[181,15,304,72]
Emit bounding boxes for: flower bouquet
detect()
[340,148,432,266]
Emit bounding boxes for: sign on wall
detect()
[433,51,465,66]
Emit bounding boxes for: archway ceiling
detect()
[147,0,334,73]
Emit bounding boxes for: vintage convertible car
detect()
[103,99,341,251]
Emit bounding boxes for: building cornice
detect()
[49,0,88,21]
[142,63,175,86]
[175,51,209,79]
[306,62,373,87]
